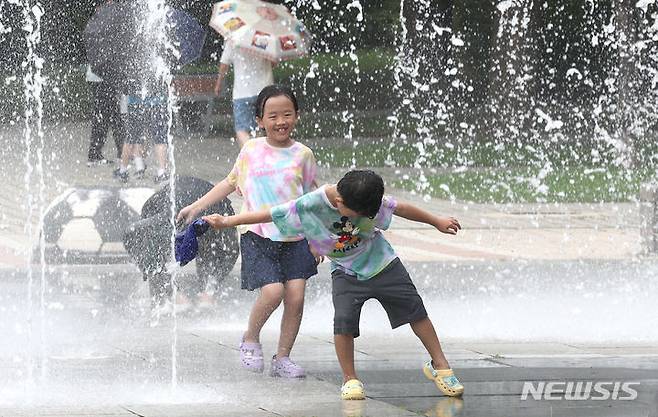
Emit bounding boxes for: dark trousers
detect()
[88,82,125,160]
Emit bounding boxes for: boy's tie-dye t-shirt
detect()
[226,137,316,241]
[270,186,398,280]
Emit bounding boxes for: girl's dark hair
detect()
[337,170,385,218]
[255,84,299,119]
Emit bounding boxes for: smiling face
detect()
[257,95,299,147]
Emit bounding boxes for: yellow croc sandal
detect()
[341,378,366,400]
[423,362,464,397]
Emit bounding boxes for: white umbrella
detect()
[209,0,311,62]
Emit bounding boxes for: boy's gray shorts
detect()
[331,258,428,338]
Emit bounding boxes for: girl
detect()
[177,85,318,378]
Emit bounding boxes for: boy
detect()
[203,170,464,400]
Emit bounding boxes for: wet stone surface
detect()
[1,261,658,416]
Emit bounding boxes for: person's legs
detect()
[151,103,169,181]
[120,143,133,168]
[232,96,257,147]
[154,144,167,173]
[332,269,369,387]
[243,282,285,343]
[276,278,306,359]
[148,272,172,306]
[113,142,133,182]
[335,333,365,400]
[410,317,450,370]
[116,99,143,177]
[334,333,357,382]
[132,143,145,177]
[109,88,125,161]
[88,82,111,162]
[274,239,317,359]
[369,259,463,396]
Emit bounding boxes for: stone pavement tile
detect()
[494,356,658,370]
[310,365,657,397]
[566,344,658,356]
[459,342,595,357]
[123,403,274,417]
[185,329,376,365]
[0,406,135,416]
[442,358,510,369]
[306,358,506,378]
[385,227,641,261]
[384,229,506,262]
[391,395,652,417]
[271,398,420,417]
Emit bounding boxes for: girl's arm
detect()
[177,178,236,223]
[203,208,272,230]
[393,201,461,235]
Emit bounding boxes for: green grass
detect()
[295,112,393,140]
[315,139,658,169]
[395,167,655,203]
[315,140,658,203]
[179,48,395,77]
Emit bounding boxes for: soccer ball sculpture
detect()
[41,187,154,264]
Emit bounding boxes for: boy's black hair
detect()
[255,84,299,119]
[336,170,384,218]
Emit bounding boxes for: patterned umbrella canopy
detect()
[209,0,311,62]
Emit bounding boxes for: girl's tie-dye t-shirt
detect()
[270,186,398,280]
[226,137,316,241]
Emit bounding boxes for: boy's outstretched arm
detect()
[177,179,236,224]
[393,201,461,235]
[203,208,272,230]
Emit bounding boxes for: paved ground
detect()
[1,122,657,416]
[1,267,658,417]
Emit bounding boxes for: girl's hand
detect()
[177,204,200,225]
[435,216,461,235]
[308,245,324,265]
[202,214,232,230]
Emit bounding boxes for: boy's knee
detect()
[334,313,358,333]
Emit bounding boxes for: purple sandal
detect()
[270,355,306,378]
[239,338,264,373]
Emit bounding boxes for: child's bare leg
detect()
[154,143,167,172]
[334,334,358,382]
[244,282,284,343]
[120,143,132,168]
[410,317,450,369]
[276,278,306,358]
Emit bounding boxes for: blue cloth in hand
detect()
[175,219,210,266]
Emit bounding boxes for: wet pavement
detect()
[1,122,658,416]
[1,260,658,417]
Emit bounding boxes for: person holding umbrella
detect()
[210,0,311,148]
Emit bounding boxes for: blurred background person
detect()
[85,63,124,167]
